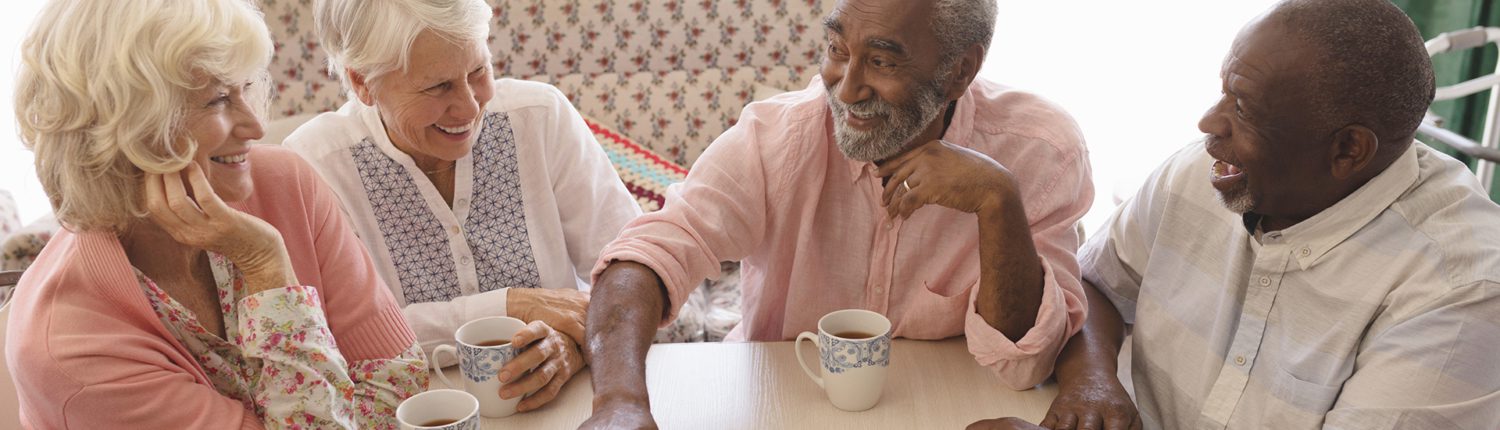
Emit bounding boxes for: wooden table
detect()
[441,338,1058,429]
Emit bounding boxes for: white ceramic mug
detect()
[432,316,526,418]
[396,389,480,430]
[794,309,894,411]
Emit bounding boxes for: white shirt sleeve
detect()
[535,85,644,286]
[402,288,508,367]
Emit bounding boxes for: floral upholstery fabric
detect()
[261,0,830,166]
[0,190,18,238]
[548,65,812,166]
[1,214,56,272]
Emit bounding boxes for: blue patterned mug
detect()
[396,389,480,430]
[795,309,893,411]
[432,316,525,418]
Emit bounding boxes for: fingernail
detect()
[498,371,512,382]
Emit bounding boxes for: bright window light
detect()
[0,0,48,224]
[984,0,1280,232]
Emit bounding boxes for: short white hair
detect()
[14,0,273,232]
[933,0,997,64]
[315,0,491,93]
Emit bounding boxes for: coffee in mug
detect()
[396,389,479,430]
[795,309,894,412]
[432,316,527,418]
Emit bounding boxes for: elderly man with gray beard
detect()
[581,0,1093,426]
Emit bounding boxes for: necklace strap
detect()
[422,161,456,175]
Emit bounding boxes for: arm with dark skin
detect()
[578,261,667,429]
[969,280,1140,430]
[876,140,1043,341]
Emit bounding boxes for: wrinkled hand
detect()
[509,288,589,355]
[875,139,1018,219]
[1039,374,1142,430]
[968,417,1045,430]
[143,162,295,293]
[580,397,657,430]
[497,320,584,412]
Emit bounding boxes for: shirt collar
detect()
[1269,143,1420,269]
[842,83,978,181]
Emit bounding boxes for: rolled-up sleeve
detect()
[590,110,774,326]
[963,135,1093,389]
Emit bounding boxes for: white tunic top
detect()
[1081,142,1500,429]
[285,79,641,356]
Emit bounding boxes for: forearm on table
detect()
[974,192,1045,342]
[1052,280,1126,385]
[586,261,668,405]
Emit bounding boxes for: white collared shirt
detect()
[285,79,641,357]
[1082,142,1500,429]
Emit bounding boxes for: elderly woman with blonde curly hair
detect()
[286,0,642,412]
[6,0,428,427]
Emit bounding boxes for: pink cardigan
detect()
[5,147,418,429]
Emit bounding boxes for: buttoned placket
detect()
[434,164,480,296]
[862,167,900,315]
[1197,231,1291,429]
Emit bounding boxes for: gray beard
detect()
[1215,187,1255,214]
[826,75,950,162]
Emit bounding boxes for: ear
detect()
[1328,124,1378,180]
[942,43,986,101]
[348,69,376,106]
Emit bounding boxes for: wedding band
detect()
[900,180,911,192]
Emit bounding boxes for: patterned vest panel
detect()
[351,112,542,304]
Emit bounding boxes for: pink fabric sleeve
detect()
[590,111,776,326]
[279,147,421,363]
[962,142,1093,390]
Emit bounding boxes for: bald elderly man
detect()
[974,1,1500,429]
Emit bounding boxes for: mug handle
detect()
[431,344,460,389]
[794,331,824,388]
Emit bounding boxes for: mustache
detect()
[826,86,893,117]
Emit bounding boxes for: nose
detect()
[447,79,485,122]
[828,60,871,107]
[1198,96,1230,138]
[234,104,266,142]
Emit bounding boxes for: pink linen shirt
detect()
[593,77,1093,389]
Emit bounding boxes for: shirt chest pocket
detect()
[1264,366,1343,428]
[893,281,971,339]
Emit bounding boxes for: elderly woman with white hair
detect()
[6,0,427,428]
[285,0,641,411]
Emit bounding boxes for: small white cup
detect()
[396,389,480,430]
[795,309,894,411]
[432,316,526,418]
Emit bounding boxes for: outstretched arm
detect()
[579,261,668,430]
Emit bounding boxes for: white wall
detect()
[984,0,1279,232]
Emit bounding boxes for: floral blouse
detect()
[136,252,428,429]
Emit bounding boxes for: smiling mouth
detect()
[1211,159,1244,179]
[434,123,473,136]
[209,153,248,165]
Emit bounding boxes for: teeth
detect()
[1212,160,1243,178]
[435,123,472,134]
[210,154,248,164]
